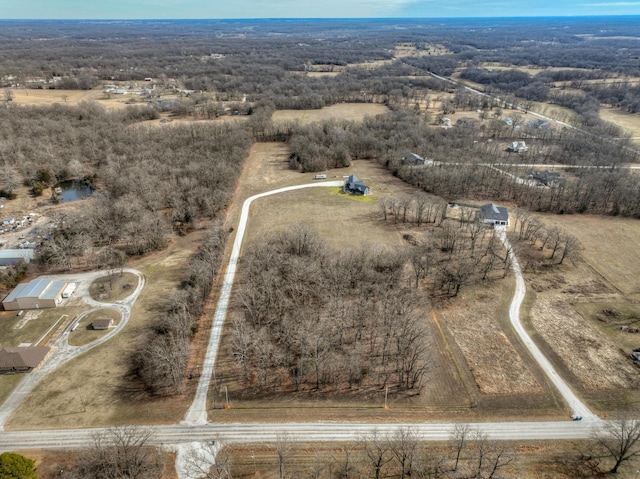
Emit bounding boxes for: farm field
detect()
[599,106,640,143]
[6,87,132,109]
[271,103,388,124]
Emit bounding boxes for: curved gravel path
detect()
[497,228,597,422]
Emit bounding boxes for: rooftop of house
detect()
[0,346,50,370]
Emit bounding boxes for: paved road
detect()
[497,229,597,422]
[182,181,344,425]
[0,420,596,452]
[0,183,605,478]
[0,269,145,431]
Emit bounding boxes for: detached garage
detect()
[2,278,68,311]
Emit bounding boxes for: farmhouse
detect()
[507,141,528,153]
[527,170,565,188]
[404,152,426,166]
[0,346,50,373]
[0,249,35,266]
[2,278,68,311]
[343,175,371,196]
[479,203,509,226]
[92,318,114,330]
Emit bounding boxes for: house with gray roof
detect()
[343,175,370,196]
[479,203,509,226]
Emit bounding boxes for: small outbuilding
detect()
[2,278,68,311]
[403,152,426,166]
[479,203,509,226]
[0,346,50,373]
[0,249,34,266]
[92,318,114,330]
[506,141,528,153]
[343,175,371,196]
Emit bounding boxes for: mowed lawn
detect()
[538,213,640,297]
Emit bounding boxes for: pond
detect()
[53,180,94,203]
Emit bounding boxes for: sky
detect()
[1,0,640,19]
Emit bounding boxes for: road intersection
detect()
[0,182,606,478]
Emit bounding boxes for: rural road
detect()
[497,228,597,422]
[182,181,344,425]
[0,420,596,452]
[0,268,145,431]
[0,183,604,478]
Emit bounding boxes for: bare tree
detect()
[388,427,419,479]
[183,442,233,479]
[275,433,295,479]
[360,431,393,479]
[591,414,640,474]
[76,426,161,479]
[451,423,471,472]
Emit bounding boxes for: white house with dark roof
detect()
[479,203,509,226]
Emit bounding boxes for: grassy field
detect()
[271,103,388,125]
[6,87,132,110]
[599,106,640,144]
[538,214,640,297]
[5,231,207,429]
[0,306,85,349]
[68,308,121,347]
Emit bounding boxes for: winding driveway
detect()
[497,228,597,422]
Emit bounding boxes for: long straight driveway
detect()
[183,181,343,425]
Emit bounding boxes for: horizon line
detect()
[1,14,640,21]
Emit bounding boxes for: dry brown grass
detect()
[5,231,208,430]
[599,106,640,144]
[6,87,131,110]
[271,103,388,125]
[538,214,640,297]
[68,308,121,347]
[440,279,543,396]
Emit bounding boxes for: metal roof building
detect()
[2,278,68,311]
[0,249,35,266]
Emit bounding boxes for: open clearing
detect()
[538,214,640,297]
[68,308,122,347]
[207,142,566,422]
[599,106,640,143]
[89,272,140,302]
[521,213,640,412]
[6,87,132,110]
[271,103,388,124]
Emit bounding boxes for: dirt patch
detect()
[89,272,139,302]
[272,103,388,125]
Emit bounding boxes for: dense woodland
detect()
[1,18,640,398]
